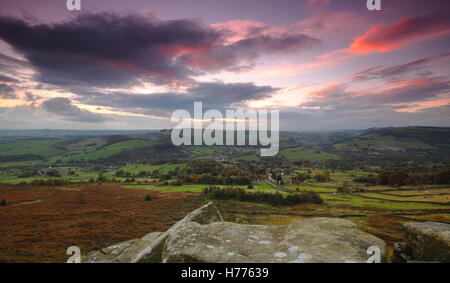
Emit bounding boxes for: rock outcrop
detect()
[83,232,163,263]
[132,201,224,263]
[394,221,450,263]
[83,202,387,263]
[162,218,386,263]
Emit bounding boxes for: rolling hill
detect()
[332,127,450,152]
[0,127,449,168]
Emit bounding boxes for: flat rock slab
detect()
[404,221,450,262]
[162,218,386,263]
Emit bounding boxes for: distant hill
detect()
[332,127,450,152]
[0,127,449,167]
[0,129,159,137]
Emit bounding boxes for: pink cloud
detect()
[349,14,450,54]
[306,0,331,8]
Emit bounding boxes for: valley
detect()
[0,126,449,262]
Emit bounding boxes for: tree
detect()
[314,171,330,182]
[389,171,409,187]
[377,171,392,185]
[0,199,6,206]
[144,194,153,201]
[434,169,450,184]
[96,174,108,183]
[337,182,352,193]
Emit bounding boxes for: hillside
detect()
[0,127,449,168]
[333,127,450,152]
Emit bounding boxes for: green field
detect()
[123,182,274,193]
[0,138,64,156]
[321,193,449,210]
[278,147,339,162]
[234,147,339,162]
[54,139,156,162]
[334,132,436,152]
[108,163,187,175]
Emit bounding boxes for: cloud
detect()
[303,76,450,112]
[41,97,108,123]
[352,52,450,82]
[353,58,431,82]
[281,103,450,131]
[0,12,320,88]
[0,83,17,99]
[0,74,18,83]
[308,83,347,99]
[79,81,279,117]
[349,14,450,54]
[306,0,331,8]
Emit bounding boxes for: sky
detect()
[0,0,449,131]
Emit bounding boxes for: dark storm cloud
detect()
[0,13,217,87]
[42,97,108,122]
[79,81,279,116]
[0,83,17,99]
[0,12,320,88]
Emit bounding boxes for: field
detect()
[54,139,156,162]
[0,127,449,262]
[111,163,187,175]
[124,182,274,193]
[278,147,340,161]
[234,147,339,162]
[0,184,205,263]
[333,129,442,152]
[0,170,449,262]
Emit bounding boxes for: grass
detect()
[55,139,155,162]
[360,192,450,204]
[0,177,62,185]
[0,160,44,168]
[283,184,336,193]
[382,189,450,196]
[322,193,449,210]
[232,154,261,161]
[333,133,435,152]
[187,146,226,156]
[0,138,64,156]
[123,182,275,193]
[107,163,187,176]
[278,147,339,162]
[0,183,205,263]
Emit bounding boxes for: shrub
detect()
[353,175,377,184]
[203,186,322,206]
[29,179,69,186]
[74,193,87,205]
[389,171,409,187]
[313,171,330,182]
[96,174,109,183]
[0,199,6,206]
[247,184,254,189]
[144,194,153,201]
